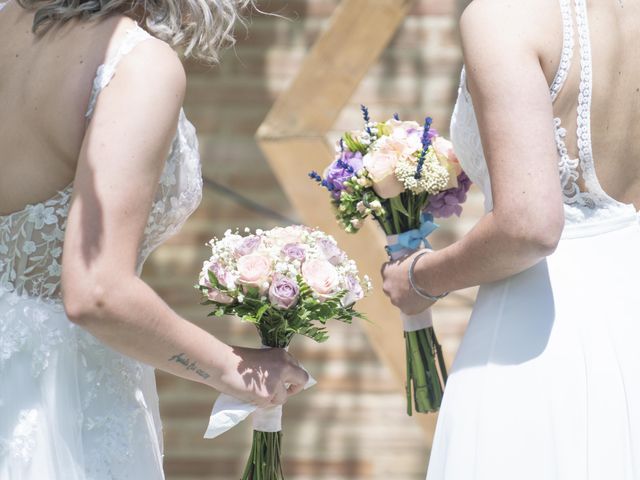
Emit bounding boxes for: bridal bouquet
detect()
[310,106,471,414]
[198,225,370,479]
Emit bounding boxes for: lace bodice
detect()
[0,24,203,301]
[450,0,636,226]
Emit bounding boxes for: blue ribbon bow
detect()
[386,213,438,257]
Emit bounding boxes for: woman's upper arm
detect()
[460,0,564,242]
[62,39,186,304]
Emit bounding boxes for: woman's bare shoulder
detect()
[460,0,558,54]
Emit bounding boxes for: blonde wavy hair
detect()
[17,0,252,63]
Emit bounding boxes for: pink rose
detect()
[237,254,272,293]
[302,259,340,300]
[207,288,234,305]
[199,267,234,305]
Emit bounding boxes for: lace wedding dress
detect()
[0,16,203,479]
[427,0,640,478]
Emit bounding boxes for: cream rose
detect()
[237,254,272,293]
[302,259,340,300]
[387,120,423,155]
[363,138,405,199]
[269,226,306,247]
[433,137,462,190]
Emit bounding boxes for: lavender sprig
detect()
[414,116,433,179]
[309,171,322,183]
[309,171,335,191]
[393,112,400,121]
[361,104,373,137]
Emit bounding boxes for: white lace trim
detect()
[85,26,152,119]
[550,0,575,102]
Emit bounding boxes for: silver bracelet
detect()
[408,250,449,302]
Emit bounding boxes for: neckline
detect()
[0,183,73,221]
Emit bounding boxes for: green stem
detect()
[405,333,413,416]
[241,431,285,480]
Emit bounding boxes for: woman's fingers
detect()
[269,383,289,406]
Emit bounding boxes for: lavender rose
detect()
[269,276,300,309]
[282,243,306,262]
[317,238,345,265]
[235,235,261,257]
[341,275,364,307]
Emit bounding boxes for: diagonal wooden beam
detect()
[257,0,437,437]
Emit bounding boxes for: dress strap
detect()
[85,24,152,119]
[574,0,598,192]
[550,0,575,102]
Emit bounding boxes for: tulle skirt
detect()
[0,291,164,479]
[427,212,640,479]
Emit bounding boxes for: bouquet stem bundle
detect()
[199,226,369,479]
[241,431,284,480]
[376,193,448,415]
[405,326,448,414]
[310,107,472,415]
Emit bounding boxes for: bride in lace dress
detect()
[382,0,640,478]
[0,0,308,478]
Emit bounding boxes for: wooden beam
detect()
[258,0,414,139]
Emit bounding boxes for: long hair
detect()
[16,0,252,64]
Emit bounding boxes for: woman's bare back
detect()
[534,0,640,208]
[0,2,136,215]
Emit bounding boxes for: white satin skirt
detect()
[0,291,165,479]
[427,212,640,479]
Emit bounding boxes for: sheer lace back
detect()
[0,23,203,301]
[450,0,636,226]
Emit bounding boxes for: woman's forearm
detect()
[64,273,308,406]
[415,210,560,295]
[65,275,234,390]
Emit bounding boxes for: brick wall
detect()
[142,1,480,479]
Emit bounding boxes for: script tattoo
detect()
[168,353,211,380]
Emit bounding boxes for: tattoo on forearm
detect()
[168,353,211,380]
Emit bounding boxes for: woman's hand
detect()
[220,347,310,408]
[381,250,435,316]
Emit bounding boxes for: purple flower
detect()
[282,243,306,262]
[269,276,300,309]
[317,238,345,265]
[323,152,364,200]
[424,171,472,218]
[341,150,364,173]
[235,235,261,257]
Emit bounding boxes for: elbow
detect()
[62,277,111,327]
[498,208,564,257]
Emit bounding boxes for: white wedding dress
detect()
[428,0,640,478]
[0,17,203,479]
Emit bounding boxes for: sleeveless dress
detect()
[427,0,640,478]
[0,18,203,480]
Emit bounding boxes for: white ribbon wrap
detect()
[204,369,316,439]
[385,236,433,333]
